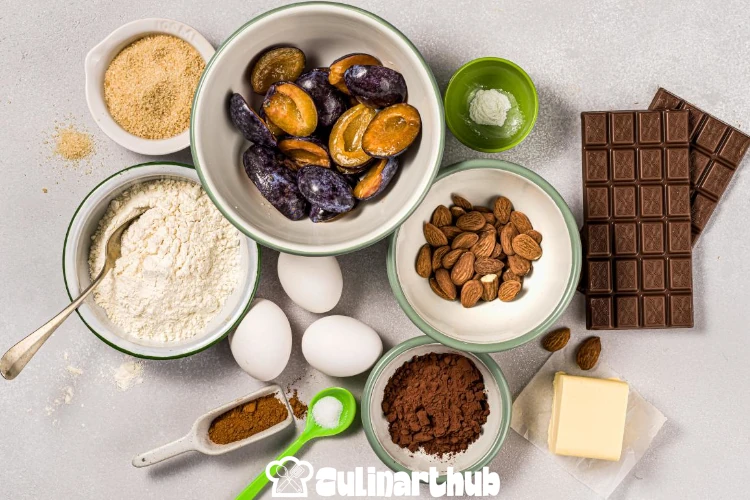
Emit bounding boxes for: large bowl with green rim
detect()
[62,162,260,359]
[388,160,581,353]
[445,57,538,153]
[362,336,511,477]
[190,2,444,256]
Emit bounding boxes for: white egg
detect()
[302,315,383,377]
[229,298,291,381]
[277,253,343,313]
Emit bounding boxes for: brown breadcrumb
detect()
[103,34,205,140]
[54,126,94,160]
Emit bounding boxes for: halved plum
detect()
[250,47,306,94]
[296,68,349,127]
[259,108,285,137]
[297,166,356,214]
[278,137,331,168]
[353,157,399,200]
[262,83,318,137]
[344,65,407,108]
[228,93,277,148]
[362,103,421,157]
[328,53,381,94]
[329,103,376,168]
[242,144,308,220]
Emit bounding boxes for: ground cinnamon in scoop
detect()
[208,394,288,445]
[382,352,490,456]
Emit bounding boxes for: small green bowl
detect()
[444,57,538,153]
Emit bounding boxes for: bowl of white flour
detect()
[62,162,260,359]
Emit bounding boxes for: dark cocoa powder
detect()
[381,352,490,456]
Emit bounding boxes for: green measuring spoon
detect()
[236,387,357,500]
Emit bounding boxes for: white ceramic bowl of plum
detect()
[191,2,444,256]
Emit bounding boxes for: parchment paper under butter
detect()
[511,350,667,498]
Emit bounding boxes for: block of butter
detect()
[548,372,629,461]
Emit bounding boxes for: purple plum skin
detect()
[229,93,278,149]
[296,69,349,127]
[297,166,356,213]
[242,145,308,220]
[343,65,407,108]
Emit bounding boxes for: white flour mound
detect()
[88,179,241,342]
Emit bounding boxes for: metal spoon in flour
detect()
[0,209,146,380]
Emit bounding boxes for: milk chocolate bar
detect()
[649,88,750,243]
[581,109,694,329]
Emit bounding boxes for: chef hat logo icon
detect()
[266,456,314,497]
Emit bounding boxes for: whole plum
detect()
[309,204,345,223]
[297,166,356,214]
[243,144,309,220]
[229,93,278,148]
[344,65,407,108]
[296,69,349,128]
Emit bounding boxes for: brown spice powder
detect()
[382,352,490,456]
[208,394,288,445]
[103,34,205,140]
[54,126,94,160]
[288,390,308,419]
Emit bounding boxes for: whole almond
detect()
[452,232,480,250]
[471,231,496,258]
[456,211,486,232]
[577,337,601,370]
[450,206,466,218]
[525,229,543,244]
[502,269,522,283]
[501,223,519,255]
[442,248,465,269]
[431,205,452,227]
[490,242,505,260]
[451,194,473,211]
[429,277,452,301]
[474,205,492,213]
[432,245,450,272]
[542,327,571,352]
[510,211,533,233]
[493,196,513,224]
[482,212,496,224]
[415,244,432,278]
[512,234,543,260]
[498,280,522,302]
[450,252,475,286]
[460,279,483,308]
[424,222,448,247]
[508,254,531,276]
[480,274,499,301]
[435,268,457,300]
[475,257,504,275]
[440,225,463,241]
[480,223,497,236]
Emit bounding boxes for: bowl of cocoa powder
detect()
[361,336,511,477]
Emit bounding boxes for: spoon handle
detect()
[0,274,104,380]
[236,433,312,500]
[132,434,196,468]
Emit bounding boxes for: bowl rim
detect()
[84,18,215,155]
[361,336,512,477]
[444,57,539,153]
[387,159,582,353]
[190,1,445,256]
[61,162,261,360]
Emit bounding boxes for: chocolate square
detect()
[668,221,692,253]
[610,112,636,144]
[615,260,639,292]
[588,261,612,293]
[616,296,640,328]
[670,295,693,327]
[587,224,611,257]
[667,185,691,217]
[642,259,666,291]
[586,187,610,219]
[589,297,613,329]
[669,258,692,290]
[698,162,734,199]
[583,113,608,145]
[612,149,636,181]
[637,111,662,144]
[613,186,637,218]
[640,185,663,218]
[666,148,690,180]
[639,149,663,181]
[585,150,609,182]
[614,223,637,255]
[643,295,667,328]
[641,222,665,254]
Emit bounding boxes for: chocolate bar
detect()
[581,109,694,329]
[649,88,750,243]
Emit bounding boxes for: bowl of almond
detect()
[387,159,581,352]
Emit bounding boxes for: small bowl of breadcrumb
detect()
[84,19,215,155]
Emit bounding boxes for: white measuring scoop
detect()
[132,384,294,467]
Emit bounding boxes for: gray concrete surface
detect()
[1,0,749,498]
